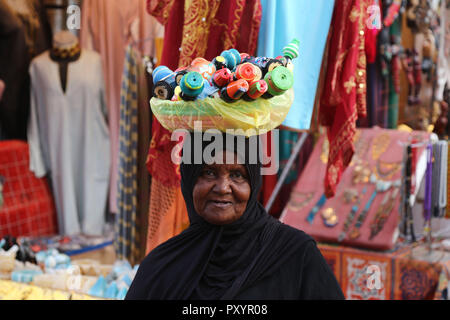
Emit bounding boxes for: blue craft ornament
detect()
[88,275,107,298]
[220,50,237,71]
[197,79,219,100]
[11,270,43,283]
[228,48,241,65]
[116,287,128,300]
[105,281,119,299]
[118,273,132,287]
[179,71,204,100]
[152,65,174,84]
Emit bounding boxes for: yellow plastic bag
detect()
[150,88,294,137]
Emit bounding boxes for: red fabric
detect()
[319,0,370,198]
[383,1,401,27]
[0,141,57,238]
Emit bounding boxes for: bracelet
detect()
[305,194,327,225]
[337,187,367,242]
[369,187,400,240]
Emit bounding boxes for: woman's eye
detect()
[202,169,215,177]
[230,171,244,179]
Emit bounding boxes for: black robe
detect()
[126,132,344,300]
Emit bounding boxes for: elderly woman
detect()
[126,132,344,300]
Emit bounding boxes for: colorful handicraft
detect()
[152,39,299,103]
[286,191,315,212]
[338,188,367,242]
[348,174,401,240]
[321,207,338,228]
[369,187,400,240]
[150,39,299,134]
[305,194,327,225]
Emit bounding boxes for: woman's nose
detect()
[212,176,232,194]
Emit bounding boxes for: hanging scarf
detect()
[116,45,140,265]
[319,0,370,198]
[126,132,313,299]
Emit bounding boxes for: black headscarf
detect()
[126,132,313,300]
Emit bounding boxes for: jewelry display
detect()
[438,141,448,218]
[305,194,327,225]
[342,188,359,204]
[371,133,391,161]
[373,159,403,180]
[320,137,329,164]
[348,174,401,240]
[369,187,400,240]
[403,144,416,241]
[431,143,440,218]
[424,143,433,222]
[337,187,367,242]
[352,160,371,185]
[321,207,338,228]
[286,191,315,212]
[348,131,363,167]
[447,141,450,219]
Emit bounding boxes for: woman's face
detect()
[193,150,251,225]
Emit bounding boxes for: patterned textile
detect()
[387,18,401,129]
[0,141,57,237]
[319,242,450,300]
[145,0,263,254]
[115,46,140,264]
[319,0,371,198]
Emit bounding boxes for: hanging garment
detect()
[447,141,450,219]
[388,17,402,129]
[256,0,335,130]
[5,0,51,59]
[135,53,153,263]
[0,0,51,140]
[28,50,110,236]
[116,45,140,264]
[80,0,163,214]
[145,0,263,254]
[319,0,370,198]
[0,80,4,102]
[436,1,449,101]
[116,44,154,265]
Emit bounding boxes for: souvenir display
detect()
[150,39,299,135]
[281,127,431,251]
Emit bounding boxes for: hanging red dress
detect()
[319,0,370,198]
